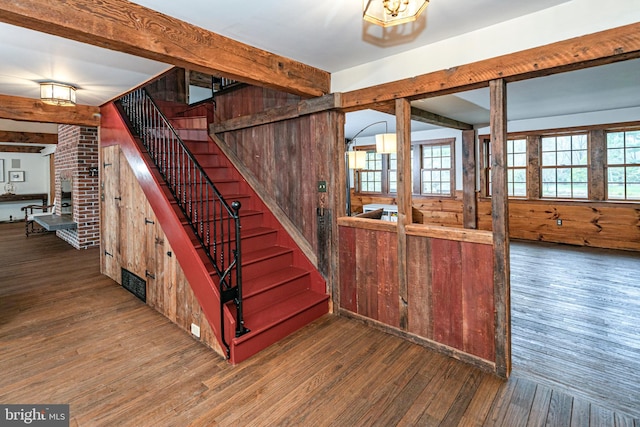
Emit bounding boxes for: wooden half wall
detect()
[338,218,496,372]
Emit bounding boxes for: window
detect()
[357,151,382,193]
[420,142,453,196]
[507,139,527,197]
[484,139,528,197]
[388,153,397,193]
[541,134,588,198]
[607,130,640,200]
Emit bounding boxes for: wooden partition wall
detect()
[338,218,496,371]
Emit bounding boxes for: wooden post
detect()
[462,129,477,229]
[527,135,541,198]
[589,129,606,201]
[328,110,346,312]
[396,98,412,330]
[490,79,511,379]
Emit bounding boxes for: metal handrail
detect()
[118,88,249,358]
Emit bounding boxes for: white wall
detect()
[332,0,640,93]
[0,151,51,222]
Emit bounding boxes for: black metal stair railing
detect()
[118,88,249,358]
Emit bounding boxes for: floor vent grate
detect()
[121,268,146,302]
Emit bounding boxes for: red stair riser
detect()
[242,252,294,281]
[229,299,329,364]
[242,275,311,314]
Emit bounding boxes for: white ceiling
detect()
[0,0,638,137]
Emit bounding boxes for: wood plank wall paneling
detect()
[358,194,640,251]
[431,238,464,349]
[477,199,640,251]
[340,225,495,364]
[339,226,357,312]
[461,242,495,361]
[100,145,223,357]
[407,235,432,338]
[339,225,399,328]
[214,85,339,256]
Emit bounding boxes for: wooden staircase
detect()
[163,115,329,364]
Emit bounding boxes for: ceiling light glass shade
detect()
[347,151,367,169]
[40,82,76,106]
[363,0,429,27]
[375,133,397,153]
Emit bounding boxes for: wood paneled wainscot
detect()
[338,217,496,372]
[101,145,223,356]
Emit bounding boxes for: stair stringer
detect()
[101,102,228,359]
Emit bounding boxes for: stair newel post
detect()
[232,200,249,338]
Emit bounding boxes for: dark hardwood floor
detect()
[1,222,638,426]
[511,240,640,420]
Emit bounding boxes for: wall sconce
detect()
[89,167,99,177]
[40,82,77,106]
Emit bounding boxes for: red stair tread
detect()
[232,290,329,346]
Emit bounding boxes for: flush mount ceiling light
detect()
[363,0,429,27]
[40,81,77,106]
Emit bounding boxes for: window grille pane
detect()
[608,148,625,164]
[542,152,557,166]
[606,131,640,200]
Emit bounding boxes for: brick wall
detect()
[55,125,100,249]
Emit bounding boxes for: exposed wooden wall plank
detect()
[338,226,357,312]
[210,94,341,134]
[377,230,400,327]
[490,79,511,379]
[406,224,492,245]
[407,235,433,339]
[431,238,464,349]
[461,242,495,361]
[0,0,329,97]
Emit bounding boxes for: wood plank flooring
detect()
[511,240,640,419]
[1,222,638,426]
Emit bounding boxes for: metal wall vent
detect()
[121,268,146,302]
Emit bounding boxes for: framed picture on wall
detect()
[0,159,4,183]
[9,170,24,182]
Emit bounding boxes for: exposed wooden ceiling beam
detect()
[189,71,213,89]
[410,107,473,131]
[371,103,473,130]
[372,103,473,130]
[341,22,640,109]
[0,130,57,144]
[0,94,100,127]
[0,144,43,153]
[0,0,330,98]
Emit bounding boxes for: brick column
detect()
[56,125,100,249]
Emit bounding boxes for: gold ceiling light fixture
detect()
[363,0,429,27]
[40,81,77,106]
